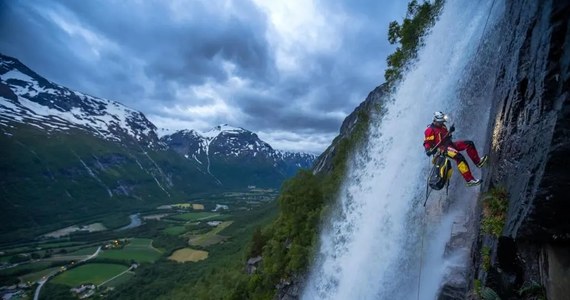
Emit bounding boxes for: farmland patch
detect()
[42,223,107,238]
[191,204,204,210]
[170,212,220,221]
[98,238,162,263]
[162,226,187,236]
[187,221,233,247]
[51,263,128,286]
[168,248,208,263]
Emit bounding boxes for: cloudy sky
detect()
[0,0,407,153]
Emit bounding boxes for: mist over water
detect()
[302,1,500,299]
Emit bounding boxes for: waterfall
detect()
[302,1,501,299]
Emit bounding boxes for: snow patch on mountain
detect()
[202,124,244,138]
[0,54,317,175]
[161,124,317,176]
[0,54,158,146]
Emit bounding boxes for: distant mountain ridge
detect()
[0,53,315,240]
[160,125,315,181]
[0,53,315,175]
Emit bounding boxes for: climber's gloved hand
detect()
[426,149,435,156]
[449,124,455,133]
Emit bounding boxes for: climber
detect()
[423,111,488,187]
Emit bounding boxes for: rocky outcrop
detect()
[275,274,306,300]
[312,84,387,174]
[470,1,569,299]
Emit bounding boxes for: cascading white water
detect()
[302,1,500,299]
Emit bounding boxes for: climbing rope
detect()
[416,209,426,300]
[417,157,432,299]
[475,0,498,55]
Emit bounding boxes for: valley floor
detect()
[0,189,279,300]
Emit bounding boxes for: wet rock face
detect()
[513,2,570,242]
[438,285,466,300]
[494,237,525,298]
[472,0,569,298]
[488,0,569,242]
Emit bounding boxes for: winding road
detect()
[33,246,101,300]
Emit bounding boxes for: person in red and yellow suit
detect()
[423,111,488,186]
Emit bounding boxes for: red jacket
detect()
[423,123,450,151]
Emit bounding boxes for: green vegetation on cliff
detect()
[385,0,444,85]
[481,187,509,237]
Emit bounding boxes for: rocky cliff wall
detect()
[312,84,386,174]
[471,1,569,299]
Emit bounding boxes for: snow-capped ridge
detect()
[202,124,246,139]
[0,53,158,147]
[160,124,316,178]
[0,53,317,174]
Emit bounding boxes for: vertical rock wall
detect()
[472,0,569,299]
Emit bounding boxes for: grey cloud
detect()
[1,0,273,100]
[55,0,274,86]
[236,91,342,133]
[0,2,85,87]
[0,0,409,152]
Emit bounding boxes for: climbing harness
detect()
[424,126,454,207]
[424,153,452,206]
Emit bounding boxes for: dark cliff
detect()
[470,1,569,299]
[312,84,387,174]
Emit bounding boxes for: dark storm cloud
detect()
[0,1,84,86]
[233,89,342,133]
[0,0,409,152]
[0,0,273,99]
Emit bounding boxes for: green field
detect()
[188,221,233,247]
[170,212,220,221]
[127,238,154,247]
[98,238,162,263]
[162,226,187,236]
[51,263,128,286]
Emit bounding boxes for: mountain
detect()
[0,54,160,147]
[160,124,316,187]
[0,68,214,241]
[0,53,315,242]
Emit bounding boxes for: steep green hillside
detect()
[0,124,219,243]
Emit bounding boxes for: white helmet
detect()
[433,111,447,122]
